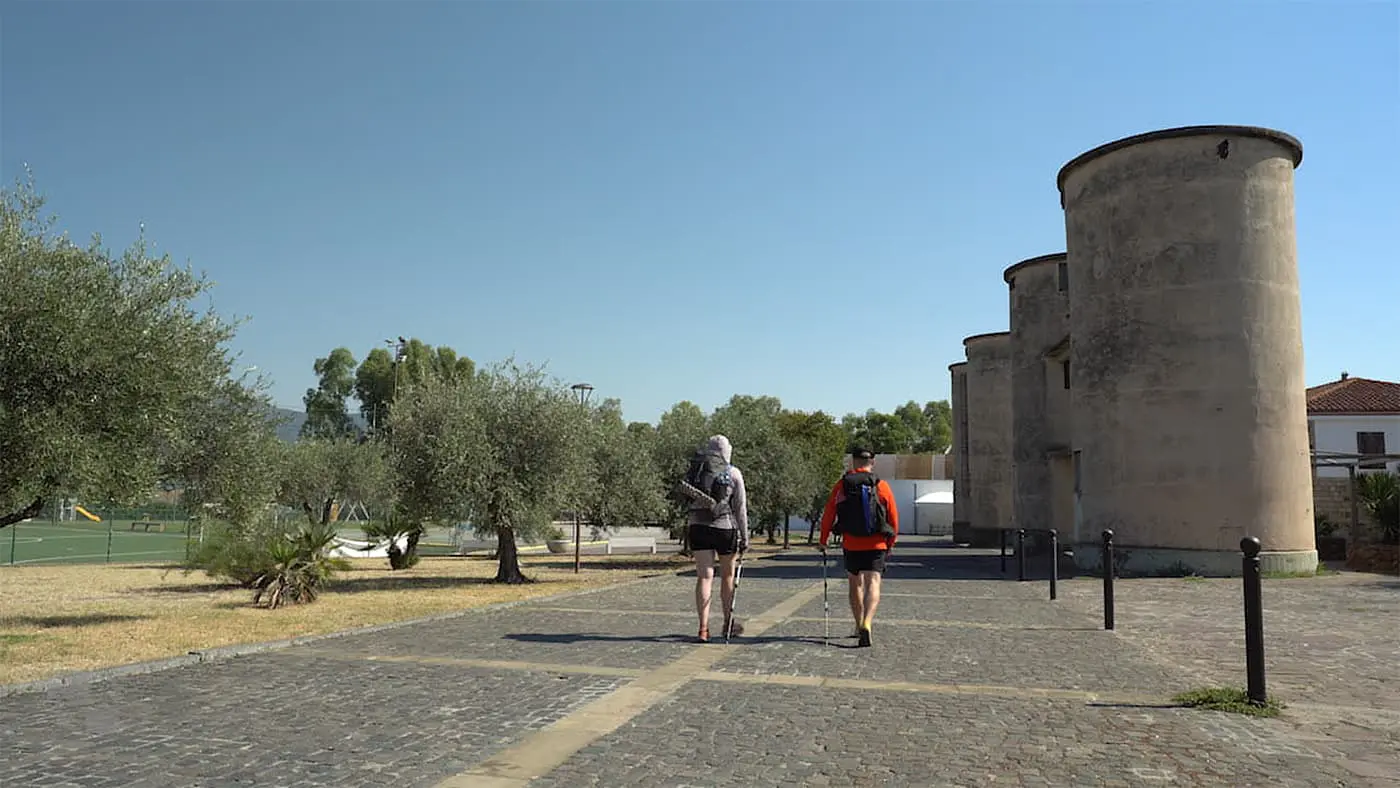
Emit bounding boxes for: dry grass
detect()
[0,551,709,686]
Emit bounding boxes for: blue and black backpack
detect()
[833,470,893,537]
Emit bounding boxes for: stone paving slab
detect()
[1053,574,1400,711]
[710,618,1193,695]
[0,652,629,788]
[530,680,1355,787]
[4,539,1396,787]
[557,574,797,614]
[312,602,705,669]
[791,586,1097,629]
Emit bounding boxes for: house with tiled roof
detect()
[1307,373,1400,477]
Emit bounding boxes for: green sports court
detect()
[2,517,465,566]
[1,518,200,566]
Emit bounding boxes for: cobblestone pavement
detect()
[1,537,1395,786]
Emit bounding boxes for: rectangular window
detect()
[1061,360,1071,389]
[1307,420,1315,451]
[1358,431,1387,469]
[1057,262,1068,292]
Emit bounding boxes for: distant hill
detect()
[267,407,368,442]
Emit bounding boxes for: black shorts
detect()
[844,549,888,575]
[689,525,740,556]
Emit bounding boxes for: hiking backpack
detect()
[671,447,734,517]
[833,470,893,538]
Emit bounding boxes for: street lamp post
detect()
[570,382,595,574]
[381,337,407,542]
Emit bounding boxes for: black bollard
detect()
[1049,529,1059,601]
[1000,529,1008,574]
[1241,536,1267,706]
[1102,529,1115,630]
[1016,529,1026,581]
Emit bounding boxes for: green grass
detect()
[1171,687,1284,717]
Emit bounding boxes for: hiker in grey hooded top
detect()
[686,434,749,642]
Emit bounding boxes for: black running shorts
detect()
[689,524,740,556]
[844,549,888,575]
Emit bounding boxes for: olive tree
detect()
[0,173,261,528]
[469,361,591,583]
[580,398,667,534]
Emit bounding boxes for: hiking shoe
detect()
[857,627,872,648]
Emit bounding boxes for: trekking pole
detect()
[822,548,830,647]
[725,557,743,643]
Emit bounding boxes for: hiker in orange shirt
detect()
[818,447,899,648]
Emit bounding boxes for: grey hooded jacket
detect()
[686,435,749,547]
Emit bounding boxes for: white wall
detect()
[1311,414,1400,477]
[782,479,955,537]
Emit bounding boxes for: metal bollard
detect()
[1241,536,1267,705]
[1049,529,1059,601]
[1102,529,1115,630]
[1016,529,1026,581]
[1000,529,1008,574]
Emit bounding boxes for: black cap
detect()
[851,447,875,460]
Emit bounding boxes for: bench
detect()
[130,521,165,533]
[606,536,657,555]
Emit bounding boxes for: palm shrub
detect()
[186,517,285,587]
[1355,471,1400,545]
[251,520,350,609]
[360,519,422,570]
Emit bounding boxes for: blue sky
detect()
[4,1,1397,424]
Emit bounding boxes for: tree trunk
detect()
[494,526,532,584]
[782,512,791,549]
[0,497,45,529]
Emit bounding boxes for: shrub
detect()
[186,518,285,587]
[251,520,350,609]
[1355,472,1399,545]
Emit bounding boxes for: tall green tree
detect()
[920,399,953,453]
[464,360,591,583]
[176,375,285,526]
[301,348,359,440]
[354,339,475,434]
[0,173,255,528]
[580,399,668,533]
[653,401,711,541]
[776,409,848,544]
[276,438,394,529]
[710,395,801,544]
[385,374,488,566]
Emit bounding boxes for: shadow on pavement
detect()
[501,632,830,646]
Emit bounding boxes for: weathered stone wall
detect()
[1313,476,1359,530]
[1005,253,1070,535]
[963,332,1013,548]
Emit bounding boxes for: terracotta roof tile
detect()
[1306,376,1400,415]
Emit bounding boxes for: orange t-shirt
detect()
[818,471,899,551]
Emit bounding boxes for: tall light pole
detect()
[383,337,407,427]
[381,337,407,539]
[570,382,595,574]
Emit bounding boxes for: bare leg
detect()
[718,552,738,621]
[847,572,863,631]
[694,549,716,636]
[860,570,883,627]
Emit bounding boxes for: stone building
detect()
[949,124,1319,576]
